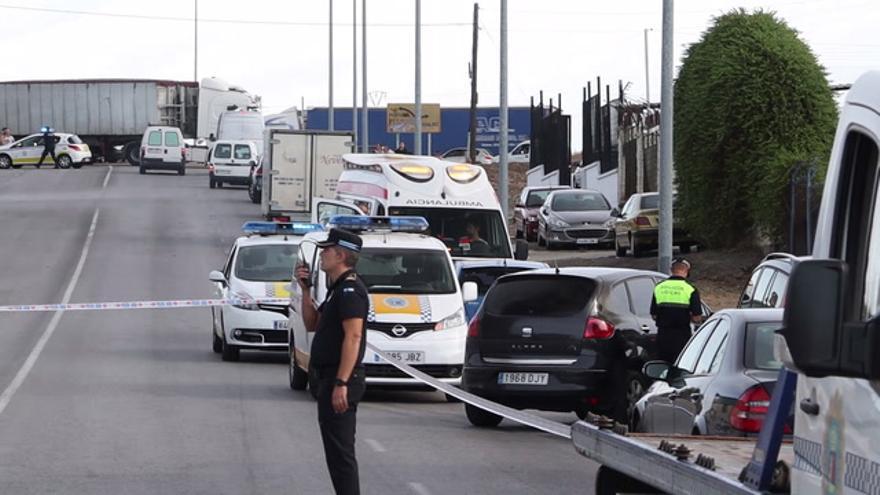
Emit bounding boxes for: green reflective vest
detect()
[654,278,695,308]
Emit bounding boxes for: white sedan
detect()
[0,133,92,169]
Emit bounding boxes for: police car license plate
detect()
[497,372,549,385]
[576,238,599,245]
[273,320,289,330]
[376,351,424,363]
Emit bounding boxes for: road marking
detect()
[408,482,431,495]
[364,438,387,453]
[0,208,100,417]
[102,165,113,189]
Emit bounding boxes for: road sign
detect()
[387,103,441,133]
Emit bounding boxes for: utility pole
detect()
[352,0,358,150]
[329,0,335,130]
[499,0,509,220]
[194,0,198,81]
[644,28,651,104]
[658,0,674,273]
[414,0,422,154]
[361,0,369,152]
[467,3,479,164]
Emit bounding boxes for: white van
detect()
[208,140,258,189]
[217,110,265,158]
[140,126,186,175]
[313,154,529,260]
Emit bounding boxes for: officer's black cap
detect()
[315,228,363,252]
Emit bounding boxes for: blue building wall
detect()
[306,107,530,156]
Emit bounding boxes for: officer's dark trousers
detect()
[657,327,692,363]
[313,367,366,495]
[37,148,57,167]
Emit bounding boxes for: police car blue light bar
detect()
[241,221,325,236]
[327,216,430,233]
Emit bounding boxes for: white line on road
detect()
[0,208,100,417]
[102,165,113,189]
[364,438,387,453]
[408,482,432,495]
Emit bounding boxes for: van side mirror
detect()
[781,259,880,379]
[514,239,529,261]
[209,270,227,286]
[642,361,686,388]
[462,282,479,303]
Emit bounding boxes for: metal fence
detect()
[582,78,619,174]
[529,92,571,185]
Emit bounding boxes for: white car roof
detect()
[214,140,256,146]
[233,234,306,248]
[302,230,449,251]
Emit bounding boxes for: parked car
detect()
[514,186,571,241]
[139,126,186,175]
[0,132,92,169]
[461,267,711,426]
[248,160,262,204]
[536,189,617,249]
[208,140,258,189]
[494,140,530,165]
[440,147,494,165]
[632,308,792,437]
[455,259,549,322]
[612,192,699,257]
[737,253,800,309]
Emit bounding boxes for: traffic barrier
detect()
[0,297,290,313]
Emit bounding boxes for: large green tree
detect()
[674,10,837,247]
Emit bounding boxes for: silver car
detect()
[537,189,617,249]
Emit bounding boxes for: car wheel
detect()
[0,155,12,169]
[615,236,627,257]
[630,234,645,258]
[613,370,647,424]
[221,337,239,362]
[465,403,503,427]
[139,165,146,175]
[289,337,309,391]
[124,142,140,166]
[71,160,83,169]
[178,165,186,176]
[56,155,72,169]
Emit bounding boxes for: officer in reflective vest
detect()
[650,258,703,363]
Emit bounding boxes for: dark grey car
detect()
[536,189,617,249]
[632,308,791,437]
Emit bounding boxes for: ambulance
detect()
[311,154,529,261]
[287,216,479,394]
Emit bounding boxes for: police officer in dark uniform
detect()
[650,258,703,363]
[36,127,58,168]
[295,228,368,495]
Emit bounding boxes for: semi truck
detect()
[571,70,880,494]
[0,77,258,164]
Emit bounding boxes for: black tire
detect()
[289,336,308,391]
[0,154,12,169]
[613,370,647,424]
[71,161,83,169]
[221,339,239,362]
[615,236,627,257]
[212,331,222,354]
[680,244,692,254]
[124,142,140,166]
[630,234,645,258]
[178,165,186,176]
[465,403,503,427]
[11,163,22,169]
[595,466,661,495]
[56,155,72,169]
[139,166,146,175]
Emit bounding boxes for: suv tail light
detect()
[584,317,615,339]
[635,216,651,226]
[467,316,481,338]
[730,385,771,433]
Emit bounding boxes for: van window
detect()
[485,276,596,317]
[164,131,180,147]
[213,144,232,159]
[234,145,252,160]
[389,207,513,259]
[356,248,456,295]
[148,131,162,146]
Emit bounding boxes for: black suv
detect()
[461,267,710,426]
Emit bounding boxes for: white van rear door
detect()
[163,130,183,163]
[269,133,311,213]
[311,198,364,224]
[313,134,353,199]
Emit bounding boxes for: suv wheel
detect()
[465,403,503,427]
[289,337,308,391]
[221,337,239,362]
[57,155,72,169]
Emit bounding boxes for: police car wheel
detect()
[465,403,503,427]
[212,331,222,354]
[289,347,308,390]
[57,155,72,169]
[221,339,240,362]
[0,155,11,169]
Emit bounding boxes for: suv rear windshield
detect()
[357,248,456,295]
[551,191,610,211]
[213,144,232,159]
[744,322,784,370]
[235,244,299,282]
[485,276,596,316]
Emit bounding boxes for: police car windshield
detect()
[357,248,456,295]
[234,244,298,282]
[388,207,512,259]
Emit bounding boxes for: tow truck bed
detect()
[571,421,794,494]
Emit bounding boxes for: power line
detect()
[0,3,469,27]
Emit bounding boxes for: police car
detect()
[209,221,323,361]
[0,131,92,169]
[288,216,478,394]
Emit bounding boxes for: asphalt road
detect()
[0,165,599,494]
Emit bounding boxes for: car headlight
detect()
[232,291,259,311]
[435,309,466,331]
[548,216,570,228]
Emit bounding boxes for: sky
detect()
[1,0,877,151]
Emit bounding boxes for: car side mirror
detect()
[462,281,479,303]
[209,270,227,286]
[514,239,529,261]
[781,259,880,379]
[610,208,620,217]
[541,208,548,216]
[642,361,686,388]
